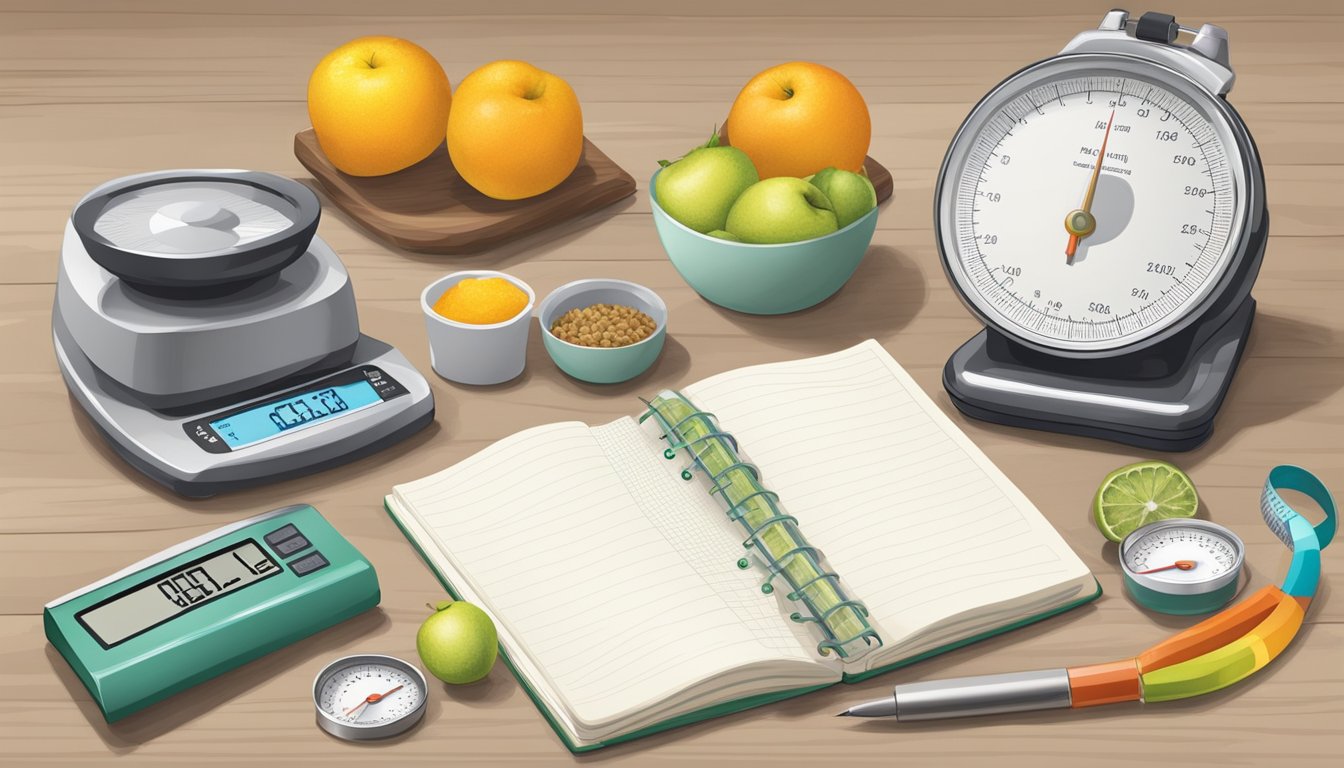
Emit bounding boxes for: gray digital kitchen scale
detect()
[53,170,435,497]
[935,10,1267,451]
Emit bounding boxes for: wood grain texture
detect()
[295,132,637,253]
[1,1,1341,765]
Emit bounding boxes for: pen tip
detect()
[835,710,852,717]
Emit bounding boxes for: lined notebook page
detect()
[591,417,821,660]
[390,422,810,727]
[683,340,1091,668]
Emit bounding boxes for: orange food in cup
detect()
[433,277,529,325]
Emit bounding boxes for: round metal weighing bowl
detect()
[71,169,321,293]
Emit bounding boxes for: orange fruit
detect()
[433,277,529,325]
[724,62,871,179]
[307,36,451,177]
[447,60,583,200]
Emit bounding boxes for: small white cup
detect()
[420,270,535,386]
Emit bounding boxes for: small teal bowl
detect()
[649,168,878,315]
[537,279,668,384]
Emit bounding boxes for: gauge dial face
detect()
[316,659,425,728]
[941,60,1247,351]
[1123,524,1241,586]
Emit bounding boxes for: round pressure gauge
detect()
[1120,518,1245,615]
[313,654,428,741]
[937,53,1263,355]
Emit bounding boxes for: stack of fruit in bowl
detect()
[307,36,583,201]
[649,62,881,315]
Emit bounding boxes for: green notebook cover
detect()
[384,499,1101,753]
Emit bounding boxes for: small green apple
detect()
[809,167,877,229]
[655,133,759,233]
[416,600,497,684]
[724,178,838,244]
[707,229,741,241]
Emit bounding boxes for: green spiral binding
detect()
[641,390,881,659]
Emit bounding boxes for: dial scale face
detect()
[316,658,425,731]
[1123,523,1241,586]
[940,57,1249,351]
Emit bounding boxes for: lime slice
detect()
[1093,460,1199,543]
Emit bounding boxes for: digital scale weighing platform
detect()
[52,170,435,497]
[936,10,1268,450]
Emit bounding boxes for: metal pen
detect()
[837,669,1074,720]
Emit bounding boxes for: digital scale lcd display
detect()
[209,379,383,450]
[76,540,280,648]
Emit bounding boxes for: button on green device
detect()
[44,504,379,722]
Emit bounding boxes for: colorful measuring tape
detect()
[1120,465,1334,704]
[840,465,1335,720]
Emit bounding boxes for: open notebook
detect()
[385,340,1098,751]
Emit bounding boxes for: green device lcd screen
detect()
[75,539,281,649]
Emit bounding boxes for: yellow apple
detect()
[447,60,583,200]
[307,36,452,177]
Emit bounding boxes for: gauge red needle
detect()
[1136,560,1197,575]
[345,684,404,715]
[1064,109,1116,262]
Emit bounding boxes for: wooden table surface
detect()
[2,1,1341,765]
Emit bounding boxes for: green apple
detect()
[655,133,759,233]
[724,178,838,244]
[707,229,740,241]
[809,167,877,229]
[416,600,498,684]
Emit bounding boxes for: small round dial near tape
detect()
[1120,519,1245,615]
[313,654,428,741]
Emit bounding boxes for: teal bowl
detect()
[649,168,878,315]
[537,279,668,384]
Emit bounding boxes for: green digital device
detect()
[44,504,380,722]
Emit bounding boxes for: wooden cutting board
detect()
[296,129,893,255]
[860,156,893,205]
[294,130,637,254]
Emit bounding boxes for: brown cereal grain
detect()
[550,303,657,348]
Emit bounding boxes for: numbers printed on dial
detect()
[1126,527,1239,582]
[949,70,1240,349]
[320,664,423,725]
